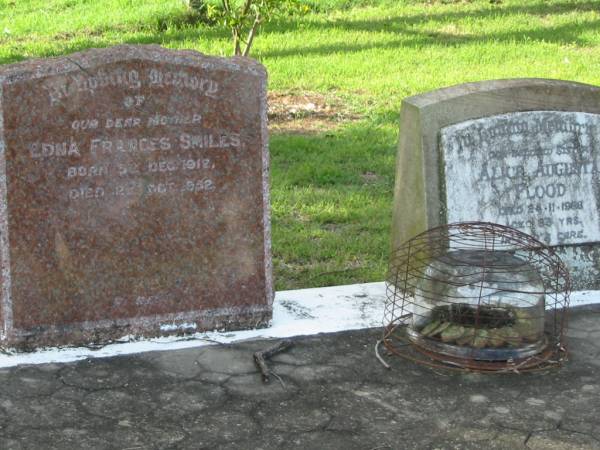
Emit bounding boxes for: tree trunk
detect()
[233,29,242,55]
[243,14,261,57]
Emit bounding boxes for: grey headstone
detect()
[392,79,600,289]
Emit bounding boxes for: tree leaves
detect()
[192,0,306,56]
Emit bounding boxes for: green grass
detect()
[2,0,600,289]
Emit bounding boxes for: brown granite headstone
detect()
[0,45,273,348]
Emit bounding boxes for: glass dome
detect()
[382,222,570,372]
[409,250,546,361]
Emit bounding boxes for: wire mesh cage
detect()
[383,222,570,372]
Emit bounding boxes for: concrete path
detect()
[0,306,599,449]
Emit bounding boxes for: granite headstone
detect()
[0,45,273,348]
[392,79,600,289]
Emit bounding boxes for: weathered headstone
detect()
[393,79,600,289]
[0,45,273,348]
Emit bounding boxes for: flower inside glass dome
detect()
[382,222,570,372]
[408,249,547,360]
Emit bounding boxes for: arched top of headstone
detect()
[403,78,600,115]
[0,45,266,84]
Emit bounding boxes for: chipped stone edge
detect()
[0,83,13,341]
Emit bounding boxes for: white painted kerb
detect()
[0,282,597,368]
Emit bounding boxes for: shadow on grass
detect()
[269,0,600,34]
[4,0,595,65]
[0,6,229,65]
[258,0,600,58]
[0,29,227,65]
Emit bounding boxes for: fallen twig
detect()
[375,339,391,370]
[253,339,293,383]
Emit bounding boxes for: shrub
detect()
[186,0,310,56]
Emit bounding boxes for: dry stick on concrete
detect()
[253,339,293,383]
[375,339,391,370]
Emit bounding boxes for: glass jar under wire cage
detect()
[383,222,570,372]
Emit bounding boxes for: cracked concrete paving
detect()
[0,305,599,449]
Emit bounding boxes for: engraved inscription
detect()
[29,140,81,158]
[441,111,600,246]
[25,127,228,201]
[21,62,243,206]
[44,68,219,105]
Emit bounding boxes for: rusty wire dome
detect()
[383,222,570,372]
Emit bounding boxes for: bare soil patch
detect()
[360,171,381,184]
[268,92,359,134]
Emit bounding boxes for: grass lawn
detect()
[1,0,600,290]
